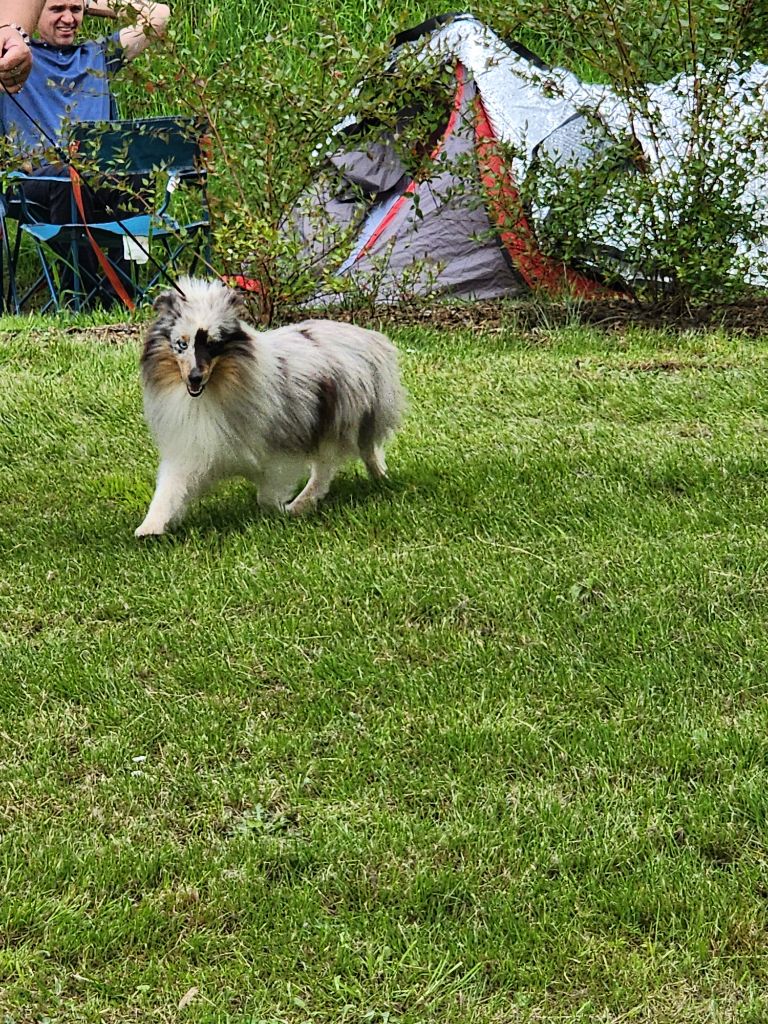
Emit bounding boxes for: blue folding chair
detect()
[7,115,212,312]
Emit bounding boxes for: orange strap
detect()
[68,162,135,311]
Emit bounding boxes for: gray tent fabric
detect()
[329,143,409,193]
[287,81,524,302]
[284,13,615,304]
[288,136,409,266]
[321,75,527,302]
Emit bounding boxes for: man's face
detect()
[37,0,85,46]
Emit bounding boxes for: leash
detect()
[0,79,191,306]
[67,148,136,310]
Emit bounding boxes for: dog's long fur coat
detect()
[136,277,405,536]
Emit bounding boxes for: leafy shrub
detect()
[511,0,768,303]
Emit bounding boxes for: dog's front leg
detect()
[135,462,200,537]
[255,460,303,512]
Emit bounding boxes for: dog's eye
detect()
[173,337,189,353]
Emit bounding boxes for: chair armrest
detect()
[7,170,71,184]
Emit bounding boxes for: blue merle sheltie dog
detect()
[135,277,405,536]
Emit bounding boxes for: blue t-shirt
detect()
[0,35,124,160]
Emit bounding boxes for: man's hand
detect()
[0,25,31,93]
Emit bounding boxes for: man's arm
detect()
[86,0,169,61]
[1,0,44,33]
[0,0,44,91]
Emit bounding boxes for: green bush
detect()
[521,0,768,302]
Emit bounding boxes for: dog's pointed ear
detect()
[153,289,182,317]
[223,283,246,317]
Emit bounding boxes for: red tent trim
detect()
[474,93,618,298]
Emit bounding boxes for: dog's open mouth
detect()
[186,382,205,398]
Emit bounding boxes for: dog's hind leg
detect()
[357,411,388,480]
[284,459,339,516]
[362,445,388,480]
[135,462,201,537]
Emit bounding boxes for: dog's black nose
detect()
[186,368,205,397]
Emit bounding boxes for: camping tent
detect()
[284,13,768,304]
[286,12,618,305]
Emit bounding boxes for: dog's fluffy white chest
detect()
[144,385,267,476]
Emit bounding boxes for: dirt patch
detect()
[62,322,143,345]
[295,295,768,335]
[65,295,768,344]
[575,296,768,335]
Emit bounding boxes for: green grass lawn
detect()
[3,315,768,1022]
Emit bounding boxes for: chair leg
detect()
[69,239,83,312]
[0,223,6,314]
[68,243,137,312]
[36,243,62,313]
[4,221,22,314]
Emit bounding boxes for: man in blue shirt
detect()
[2,0,170,305]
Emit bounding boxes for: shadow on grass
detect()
[0,465,440,566]
[135,469,419,542]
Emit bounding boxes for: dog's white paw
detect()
[257,494,287,513]
[135,521,166,538]
[284,497,315,516]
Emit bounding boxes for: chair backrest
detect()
[67,115,210,181]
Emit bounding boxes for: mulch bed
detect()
[302,296,768,335]
[42,295,768,342]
